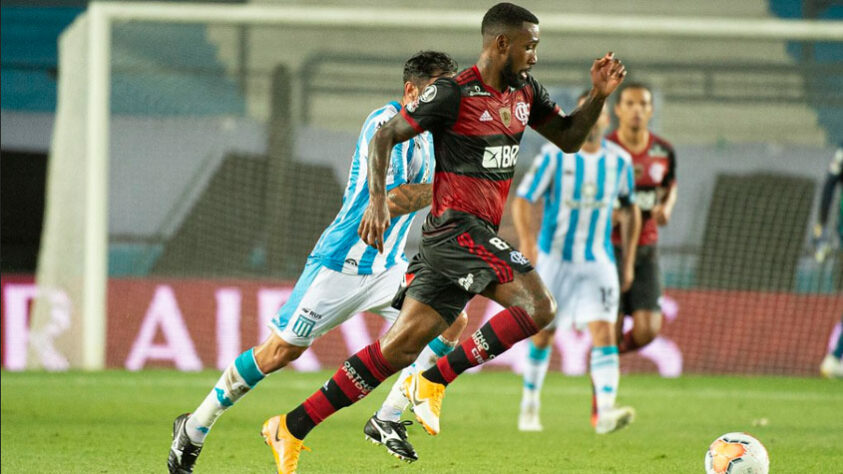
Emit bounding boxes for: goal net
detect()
[30,2,843,376]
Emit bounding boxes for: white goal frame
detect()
[52,2,843,369]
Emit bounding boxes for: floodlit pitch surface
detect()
[2,371,841,473]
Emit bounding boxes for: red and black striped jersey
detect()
[606,130,677,246]
[400,65,560,237]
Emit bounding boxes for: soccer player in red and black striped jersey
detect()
[260,4,627,471]
[607,83,677,354]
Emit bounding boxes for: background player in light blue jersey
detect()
[168,51,467,473]
[512,91,641,434]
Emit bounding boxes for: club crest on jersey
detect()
[649,162,666,182]
[291,316,316,338]
[499,107,512,127]
[514,102,530,126]
[419,85,437,103]
[510,250,529,266]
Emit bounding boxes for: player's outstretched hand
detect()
[590,52,626,99]
[358,198,390,253]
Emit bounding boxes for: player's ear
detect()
[403,81,417,102]
[495,33,510,53]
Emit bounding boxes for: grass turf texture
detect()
[2,370,841,473]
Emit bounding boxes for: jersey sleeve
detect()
[399,78,461,133]
[358,107,408,191]
[385,139,411,191]
[617,155,636,206]
[516,146,558,203]
[663,142,677,187]
[527,76,562,128]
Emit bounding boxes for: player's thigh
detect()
[397,260,473,328]
[433,224,555,320]
[536,256,573,331]
[380,295,451,367]
[572,263,620,330]
[482,269,556,326]
[423,223,534,297]
[627,245,663,313]
[361,263,408,325]
[271,264,369,346]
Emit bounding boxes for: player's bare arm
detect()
[535,53,626,152]
[358,115,421,252]
[653,183,677,226]
[617,202,642,292]
[512,197,540,264]
[388,183,432,218]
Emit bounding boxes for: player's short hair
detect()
[481,3,539,36]
[617,82,653,101]
[403,50,458,85]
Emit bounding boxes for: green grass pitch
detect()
[2,370,841,473]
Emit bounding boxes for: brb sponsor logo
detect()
[343,360,375,398]
[482,144,519,169]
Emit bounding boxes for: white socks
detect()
[520,339,551,412]
[590,346,619,415]
[185,349,266,444]
[376,335,456,422]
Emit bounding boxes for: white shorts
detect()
[535,253,619,330]
[270,258,407,346]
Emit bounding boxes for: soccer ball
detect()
[704,432,769,474]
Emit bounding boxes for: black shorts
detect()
[392,217,533,324]
[614,244,662,315]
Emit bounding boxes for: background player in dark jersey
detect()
[260,4,627,471]
[814,143,843,378]
[607,83,677,354]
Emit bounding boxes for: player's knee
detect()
[633,310,662,345]
[529,293,557,329]
[442,311,469,342]
[387,345,424,370]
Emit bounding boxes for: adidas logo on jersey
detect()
[479,110,493,122]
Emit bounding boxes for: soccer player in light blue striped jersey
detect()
[168,52,467,473]
[513,91,641,434]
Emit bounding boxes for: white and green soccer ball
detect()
[704,432,769,474]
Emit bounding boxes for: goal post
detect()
[31,2,843,371]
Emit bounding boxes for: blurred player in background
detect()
[814,143,843,378]
[167,51,467,473]
[514,91,640,434]
[607,83,677,354]
[260,3,627,472]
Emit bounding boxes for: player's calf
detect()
[619,310,663,353]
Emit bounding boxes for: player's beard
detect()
[501,56,527,89]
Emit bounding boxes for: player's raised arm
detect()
[535,53,626,153]
[358,115,421,252]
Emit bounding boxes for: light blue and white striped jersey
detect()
[310,101,434,274]
[516,140,635,264]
